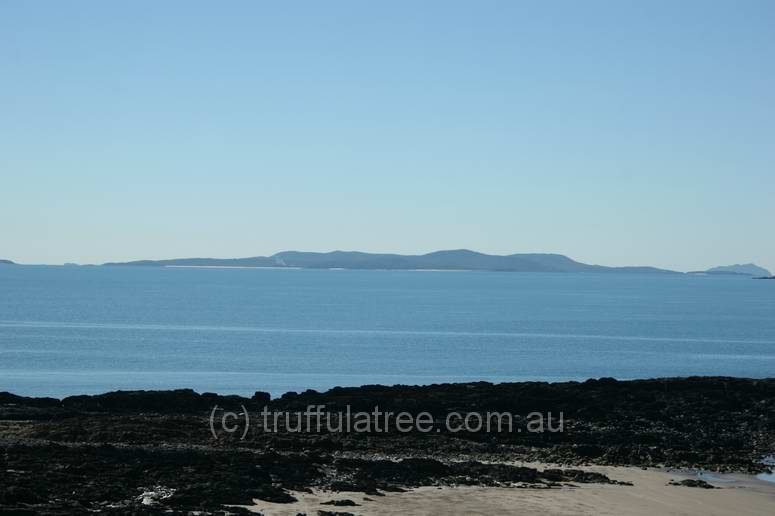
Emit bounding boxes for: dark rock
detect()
[1,486,41,504]
[2,377,774,514]
[321,499,360,506]
[668,479,718,489]
[252,391,272,405]
[0,391,60,408]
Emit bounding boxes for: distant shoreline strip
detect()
[162,265,472,271]
[164,265,299,269]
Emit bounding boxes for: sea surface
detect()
[1,265,773,398]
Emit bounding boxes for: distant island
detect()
[103,250,681,274]
[688,263,772,277]
[3,254,769,276]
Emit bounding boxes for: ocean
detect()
[1,265,773,397]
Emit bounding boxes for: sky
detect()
[1,1,774,272]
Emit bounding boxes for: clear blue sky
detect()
[2,1,773,271]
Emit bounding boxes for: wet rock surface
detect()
[320,499,359,506]
[1,377,773,514]
[668,479,718,489]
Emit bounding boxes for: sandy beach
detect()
[245,465,775,516]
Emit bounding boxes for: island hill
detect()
[688,263,772,277]
[103,250,680,274]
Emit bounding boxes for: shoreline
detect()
[244,466,775,516]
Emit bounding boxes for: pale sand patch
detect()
[239,465,775,516]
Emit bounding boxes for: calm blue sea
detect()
[1,265,773,397]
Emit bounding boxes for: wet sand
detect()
[245,465,775,516]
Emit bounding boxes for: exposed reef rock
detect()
[2,377,773,514]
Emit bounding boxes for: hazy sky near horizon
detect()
[1,1,774,272]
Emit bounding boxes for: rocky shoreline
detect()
[2,377,774,514]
